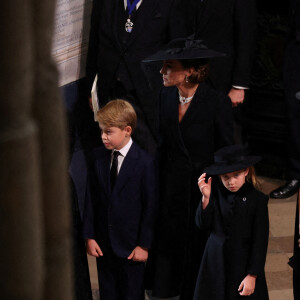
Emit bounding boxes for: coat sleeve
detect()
[85,0,101,96]
[195,195,214,230]
[232,0,257,87]
[138,157,159,249]
[214,93,234,149]
[82,168,98,240]
[247,194,269,276]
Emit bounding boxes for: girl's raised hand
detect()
[198,173,212,209]
[198,173,212,198]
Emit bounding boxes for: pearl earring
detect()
[185,76,189,83]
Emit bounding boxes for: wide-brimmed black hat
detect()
[142,36,225,62]
[203,145,261,175]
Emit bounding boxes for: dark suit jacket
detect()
[85,0,186,135]
[194,182,269,300]
[190,0,257,91]
[82,142,158,258]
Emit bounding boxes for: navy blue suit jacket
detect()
[82,142,158,258]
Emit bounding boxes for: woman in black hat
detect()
[144,38,234,299]
[194,145,269,300]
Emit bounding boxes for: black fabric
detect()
[96,248,145,300]
[110,151,120,190]
[97,249,145,300]
[186,0,257,144]
[189,0,257,92]
[194,182,269,300]
[145,83,234,299]
[283,0,300,179]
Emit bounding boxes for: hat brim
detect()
[203,156,261,176]
[142,48,225,62]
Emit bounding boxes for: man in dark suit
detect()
[85,0,186,154]
[270,0,300,199]
[83,100,158,300]
[187,0,257,142]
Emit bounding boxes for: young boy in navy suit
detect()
[83,99,158,300]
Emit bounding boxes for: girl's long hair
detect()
[246,166,261,190]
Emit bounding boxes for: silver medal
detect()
[125,18,133,33]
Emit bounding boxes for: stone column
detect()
[31,0,73,299]
[0,1,44,300]
[0,0,73,299]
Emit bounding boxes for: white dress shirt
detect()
[111,138,133,174]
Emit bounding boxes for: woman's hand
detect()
[198,173,212,209]
[238,274,256,296]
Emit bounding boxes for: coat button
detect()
[242,197,247,202]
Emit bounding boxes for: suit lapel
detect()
[165,88,190,158]
[112,142,139,193]
[113,0,123,50]
[179,83,206,129]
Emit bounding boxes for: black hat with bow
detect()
[203,145,261,176]
[142,36,225,62]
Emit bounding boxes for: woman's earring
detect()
[185,75,189,83]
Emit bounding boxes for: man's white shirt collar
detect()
[114,138,133,158]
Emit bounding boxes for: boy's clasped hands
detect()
[86,239,148,262]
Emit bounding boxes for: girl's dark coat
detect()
[146,82,234,298]
[194,182,269,300]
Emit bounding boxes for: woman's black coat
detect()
[146,82,234,298]
[194,182,269,300]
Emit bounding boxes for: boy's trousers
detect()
[96,248,145,300]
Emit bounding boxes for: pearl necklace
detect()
[178,92,194,105]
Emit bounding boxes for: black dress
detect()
[193,182,269,300]
[145,82,234,299]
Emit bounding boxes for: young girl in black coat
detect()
[194,145,269,300]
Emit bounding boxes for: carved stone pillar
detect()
[0,0,73,299]
[31,0,73,299]
[0,1,44,299]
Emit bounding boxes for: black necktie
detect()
[110,151,120,189]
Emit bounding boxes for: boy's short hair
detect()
[96,99,137,131]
